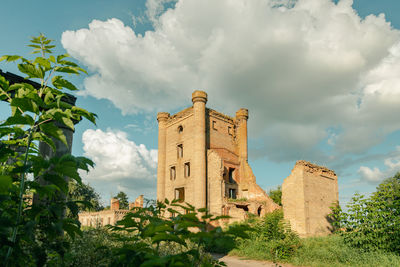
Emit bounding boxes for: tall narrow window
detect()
[228,168,235,183]
[212,120,217,130]
[229,188,236,199]
[177,144,183,158]
[175,187,185,202]
[170,166,176,180]
[184,162,190,178]
[228,126,232,135]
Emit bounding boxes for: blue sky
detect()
[1,0,400,206]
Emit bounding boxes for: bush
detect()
[333,173,400,253]
[231,210,301,262]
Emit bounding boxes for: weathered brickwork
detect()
[157,90,279,224]
[78,195,144,227]
[282,161,338,237]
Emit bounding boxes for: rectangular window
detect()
[228,126,232,135]
[212,120,217,130]
[175,187,185,202]
[177,144,183,158]
[229,168,235,183]
[108,217,111,225]
[184,162,190,178]
[229,188,236,199]
[170,166,176,180]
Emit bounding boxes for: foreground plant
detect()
[107,199,227,266]
[231,210,301,262]
[0,34,96,266]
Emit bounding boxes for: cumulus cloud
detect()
[358,146,400,182]
[62,0,400,162]
[80,129,157,199]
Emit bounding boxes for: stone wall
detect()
[282,160,338,237]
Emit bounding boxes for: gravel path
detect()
[213,254,295,267]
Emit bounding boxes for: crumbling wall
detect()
[282,160,338,237]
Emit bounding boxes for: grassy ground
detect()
[230,235,400,267]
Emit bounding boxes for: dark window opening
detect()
[175,187,185,202]
[257,206,262,216]
[177,144,183,158]
[228,126,232,135]
[212,120,217,130]
[108,217,111,225]
[229,188,236,199]
[184,162,190,177]
[235,204,249,212]
[178,125,183,133]
[170,166,176,180]
[228,168,235,183]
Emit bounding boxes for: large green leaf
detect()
[54,66,79,75]
[0,75,9,91]
[10,97,39,114]
[0,55,22,62]
[39,122,67,146]
[43,173,68,193]
[1,113,35,126]
[0,175,12,193]
[34,57,51,70]
[18,62,44,78]
[71,106,97,124]
[32,132,56,151]
[52,75,78,91]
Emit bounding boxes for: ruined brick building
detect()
[79,195,143,227]
[156,90,280,223]
[282,160,338,236]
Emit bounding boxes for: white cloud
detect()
[358,146,400,182]
[62,0,400,161]
[80,129,157,199]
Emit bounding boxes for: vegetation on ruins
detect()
[268,185,282,206]
[114,191,129,210]
[0,34,96,265]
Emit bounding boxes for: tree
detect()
[336,172,400,254]
[115,191,129,209]
[68,180,103,215]
[268,185,282,206]
[0,34,96,265]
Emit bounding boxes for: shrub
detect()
[333,173,400,254]
[231,210,301,261]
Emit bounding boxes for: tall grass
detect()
[290,235,400,267]
[231,234,400,267]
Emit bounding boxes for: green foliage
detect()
[114,191,129,210]
[268,185,282,206]
[64,228,115,266]
[290,235,400,267]
[332,173,400,254]
[231,210,300,262]
[68,181,104,216]
[0,34,96,266]
[107,199,227,266]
